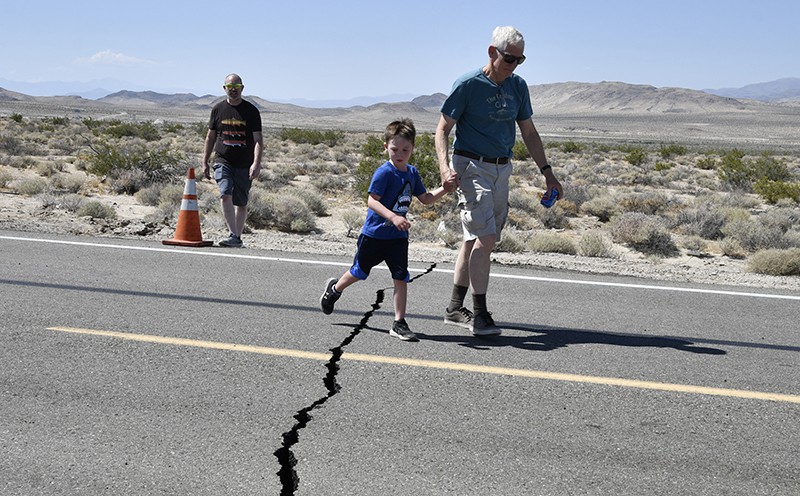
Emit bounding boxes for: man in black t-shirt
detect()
[202,73,263,248]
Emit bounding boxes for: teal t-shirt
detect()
[440,69,533,158]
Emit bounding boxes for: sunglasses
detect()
[224,83,244,89]
[495,48,526,65]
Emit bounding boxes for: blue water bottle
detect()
[540,189,559,208]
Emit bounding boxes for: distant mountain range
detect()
[703,77,800,102]
[1,77,799,106]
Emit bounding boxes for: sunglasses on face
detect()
[495,48,526,65]
[224,83,243,89]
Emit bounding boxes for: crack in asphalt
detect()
[273,263,437,495]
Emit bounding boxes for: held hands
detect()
[442,172,458,193]
[202,162,211,179]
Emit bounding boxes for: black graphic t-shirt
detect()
[208,99,262,168]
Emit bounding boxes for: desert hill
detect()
[2,82,800,149]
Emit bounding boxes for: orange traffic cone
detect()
[162,167,213,247]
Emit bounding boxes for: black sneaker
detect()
[444,306,473,329]
[320,278,341,315]
[472,312,502,336]
[390,320,418,341]
[219,234,243,248]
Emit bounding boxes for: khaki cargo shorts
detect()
[452,153,513,242]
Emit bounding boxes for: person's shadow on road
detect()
[345,322,726,355]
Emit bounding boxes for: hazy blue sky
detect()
[2,0,798,101]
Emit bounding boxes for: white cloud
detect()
[76,50,154,66]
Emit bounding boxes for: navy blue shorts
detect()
[349,234,409,282]
[213,163,252,207]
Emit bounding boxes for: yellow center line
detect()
[46,326,800,404]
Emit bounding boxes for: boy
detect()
[320,119,455,341]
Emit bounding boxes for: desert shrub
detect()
[617,191,672,215]
[509,189,539,214]
[246,189,274,229]
[578,231,614,258]
[625,147,647,166]
[296,188,328,216]
[717,149,748,188]
[721,217,786,252]
[134,184,163,206]
[101,121,160,141]
[558,180,590,209]
[747,248,800,276]
[580,195,618,222]
[310,174,351,193]
[59,194,86,212]
[680,235,708,252]
[158,184,186,208]
[496,229,527,253]
[279,127,344,146]
[246,190,316,232]
[754,178,800,204]
[341,209,364,237]
[259,165,298,186]
[720,238,746,258]
[535,204,570,229]
[696,155,717,170]
[76,200,117,219]
[271,193,316,232]
[714,149,786,190]
[51,172,86,193]
[0,134,23,155]
[12,177,49,196]
[753,153,791,182]
[38,192,61,209]
[512,140,530,159]
[610,212,678,255]
[561,140,585,153]
[10,113,23,123]
[659,144,687,159]
[84,140,183,188]
[108,168,148,194]
[0,169,12,188]
[673,205,726,240]
[527,231,577,255]
[654,161,673,171]
[759,208,800,235]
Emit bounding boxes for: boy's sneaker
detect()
[320,278,340,315]
[472,312,502,336]
[444,306,473,329]
[219,234,243,248]
[390,320,418,341]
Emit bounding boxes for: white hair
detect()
[491,26,524,50]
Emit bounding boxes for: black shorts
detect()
[349,234,409,282]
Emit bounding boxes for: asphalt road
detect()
[2,231,798,495]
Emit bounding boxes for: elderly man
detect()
[436,26,562,336]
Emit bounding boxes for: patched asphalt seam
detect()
[273,263,436,495]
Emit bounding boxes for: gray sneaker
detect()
[472,312,502,336]
[219,234,243,248]
[444,306,473,329]
[390,320,418,341]
[320,278,341,315]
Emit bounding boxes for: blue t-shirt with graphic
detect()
[440,68,533,158]
[362,161,427,240]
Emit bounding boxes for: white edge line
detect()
[4,234,799,301]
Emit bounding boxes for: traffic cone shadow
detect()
[162,167,214,247]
